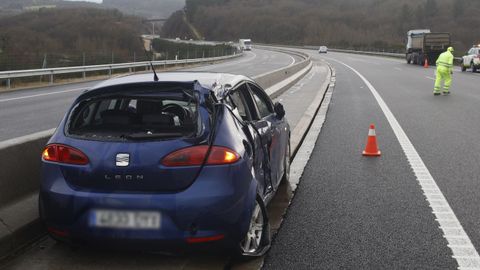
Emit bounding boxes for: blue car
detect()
[40,72,290,257]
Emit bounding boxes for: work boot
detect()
[442,91,450,96]
[433,92,441,96]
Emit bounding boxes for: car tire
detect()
[419,56,424,66]
[237,194,271,257]
[472,62,477,73]
[461,64,466,72]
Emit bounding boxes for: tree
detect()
[453,0,465,18]
[397,4,411,35]
[424,0,438,18]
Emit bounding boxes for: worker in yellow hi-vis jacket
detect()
[434,47,454,96]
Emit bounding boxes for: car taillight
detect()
[161,146,240,167]
[42,144,89,165]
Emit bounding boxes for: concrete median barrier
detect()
[253,47,311,93]
[0,129,54,259]
[0,47,313,261]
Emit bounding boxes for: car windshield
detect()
[67,90,199,141]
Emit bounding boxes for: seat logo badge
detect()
[116,153,130,167]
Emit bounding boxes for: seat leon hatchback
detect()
[40,72,290,257]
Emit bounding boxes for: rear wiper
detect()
[124,132,184,140]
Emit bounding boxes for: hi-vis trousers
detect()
[434,66,452,93]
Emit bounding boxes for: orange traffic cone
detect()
[363,124,381,156]
[424,58,429,68]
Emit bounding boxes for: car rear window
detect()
[67,90,199,141]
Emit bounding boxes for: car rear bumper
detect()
[39,163,257,250]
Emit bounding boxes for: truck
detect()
[239,39,252,51]
[406,29,451,66]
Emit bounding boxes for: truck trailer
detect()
[406,29,451,66]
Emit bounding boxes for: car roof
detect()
[90,72,253,92]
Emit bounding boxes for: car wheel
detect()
[238,194,271,257]
[472,62,477,73]
[461,63,466,72]
[281,142,291,184]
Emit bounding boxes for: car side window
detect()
[226,84,251,121]
[247,83,273,119]
[468,49,474,55]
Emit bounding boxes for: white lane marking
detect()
[330,58,480,269]
[426,76,436,80]
[287,54,296,67]
[288,69,335,191]
[394,67,403,71]
[191,51,257,70]
[288,66,317,94]
[0,88,86,103]
[346,56,380,65]
[0,128,55,146]
[0,51,260,103]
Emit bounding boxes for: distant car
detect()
[461,45,480,72]
[318,46,328,53]
[40,72,290,257]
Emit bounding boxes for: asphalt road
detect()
[0,48,301,142]
[264,51,480,269]
[0,50,330,270]
[4,47,480,269]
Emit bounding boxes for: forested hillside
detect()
[0,8,146,70]
[0,0,102,17]
[0,0,185,19]
[103,0,185,18]
[165,0,480,52]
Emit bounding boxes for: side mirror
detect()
[274,102,285,120]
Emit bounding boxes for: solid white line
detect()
[0,52,261,103]
[0,87,85,103]
[288,67,335,192]
[287,54,296,67]
[426,76,436,80]
[330,58,480,269]
[264,62,313,97]
[191,51,257,70]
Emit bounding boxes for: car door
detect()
[225,83,271,195]
[466,48,474,66]
[246,83,285,190]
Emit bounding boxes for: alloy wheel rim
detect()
[241,202,264,253]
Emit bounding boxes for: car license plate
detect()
[91,210,161,230]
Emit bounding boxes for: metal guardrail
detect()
[328,48,404,58]
[0,53,241,89]
[303,46,463,63]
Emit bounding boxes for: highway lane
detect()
[0,54,329,270]
[0,48,300,141]
[264,50,480,268]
